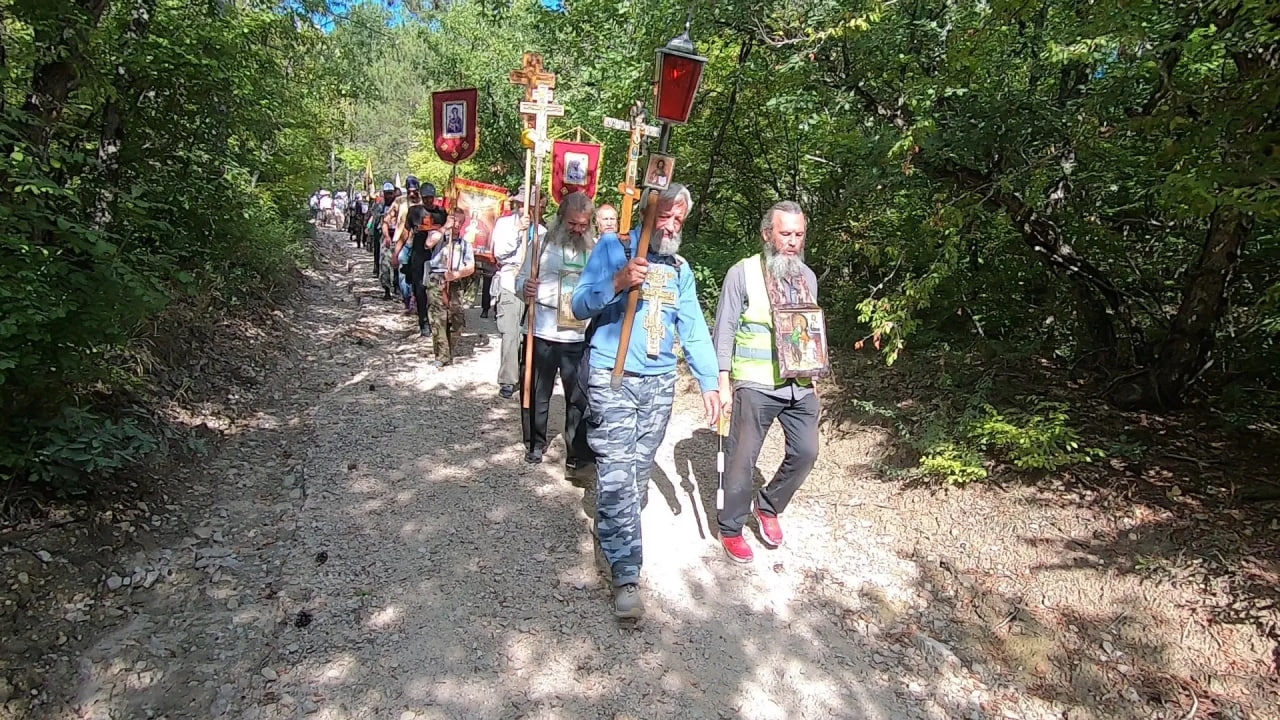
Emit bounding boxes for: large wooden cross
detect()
[508,53,557,129]
[640,265,678,357]
[603,101,660,235]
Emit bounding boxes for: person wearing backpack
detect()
[570,183,722,620]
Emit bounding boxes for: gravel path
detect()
[53,230,1068,720]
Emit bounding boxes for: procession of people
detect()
[318,42,829,622]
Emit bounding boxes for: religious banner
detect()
[451,178,508,263]
[550,139,603,202]
[431,88,479,164]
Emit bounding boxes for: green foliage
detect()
[0,407,158,497]
[968,400,1104,471]
[1,0,341,495]
[918,443,989,486]
[913,396,1102,484]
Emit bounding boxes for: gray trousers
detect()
[719,387,820,537]
[495,288,523,386]
[586,368,676,587]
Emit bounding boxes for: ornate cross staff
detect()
[602,100,659,235]
[513,73,564,409]
[610,19,708,389]
[508,53,556,213]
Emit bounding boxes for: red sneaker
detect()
[754,505,784,548]
[721,535,754,563]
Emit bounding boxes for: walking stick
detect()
[716,409,729,511]
[520,182,545,410]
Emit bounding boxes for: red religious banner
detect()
[451,178,509,263]
[431,88,479,164]
[550,139,603,202]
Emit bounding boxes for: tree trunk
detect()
[92,0,158,228]
[1149,205,1251,407]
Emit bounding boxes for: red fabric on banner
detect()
[432,88,480,164]
[550,140,603,202]
[452,178,509,263]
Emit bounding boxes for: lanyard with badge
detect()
[761,256,830,378]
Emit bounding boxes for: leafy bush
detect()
[968,400,1103,471]
[0,1,337,497]
[919,443,989,485]
[913,396,1101,484]
[0,407,158,498]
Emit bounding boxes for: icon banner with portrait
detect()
[450,178,509,263]
[550,139,603,203]
[432,88,479,164]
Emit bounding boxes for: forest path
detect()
[52,229,1062,720]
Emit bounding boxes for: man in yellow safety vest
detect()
[711,200,821,563]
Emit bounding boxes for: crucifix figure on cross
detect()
[640,265,678,357]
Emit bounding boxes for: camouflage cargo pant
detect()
[585,367,677,587]
[378,241,397,296]
[427,274,465,363]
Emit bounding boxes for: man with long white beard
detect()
[572,183,721,620]
[712,201,821,563]
[515,191,597,470]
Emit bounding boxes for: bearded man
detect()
[515,192,596,470]
[571,183,721,620]
[711,201,821,563]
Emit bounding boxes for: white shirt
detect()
[516,237,593,343]
[490,213,545,294]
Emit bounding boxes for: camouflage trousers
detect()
[377,241,397,296]
[585,367,677,587]
[427,274,465,363]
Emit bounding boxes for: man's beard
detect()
[547,220,593,256]
[655,228,681,256]
[765,243,807,280]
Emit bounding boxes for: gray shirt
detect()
[712,259,819,400]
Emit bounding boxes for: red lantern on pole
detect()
[653,19,707,126]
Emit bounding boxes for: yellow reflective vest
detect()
[730,255,812,388]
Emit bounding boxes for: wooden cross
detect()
[509,53,557,130]
[640,265,678,357]
[603,101,660,235]
[519,85,565,159]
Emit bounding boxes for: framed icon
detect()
[771,305,831,378]
[443,101,467,138]
[564,151,589,186]
[644,154,675,190]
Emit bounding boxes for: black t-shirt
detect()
[407,204,448,252]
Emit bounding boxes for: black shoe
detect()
[383,290,391,300]
[480,310,489,319]
[420,327,431,338]
[524,448,543,464]
[499,384,514,399]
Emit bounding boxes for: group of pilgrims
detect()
[339,177,822,621]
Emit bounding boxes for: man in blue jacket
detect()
[571,183,722,620]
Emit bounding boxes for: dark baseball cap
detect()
[421,182,437,197]
[405,176,421,191]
